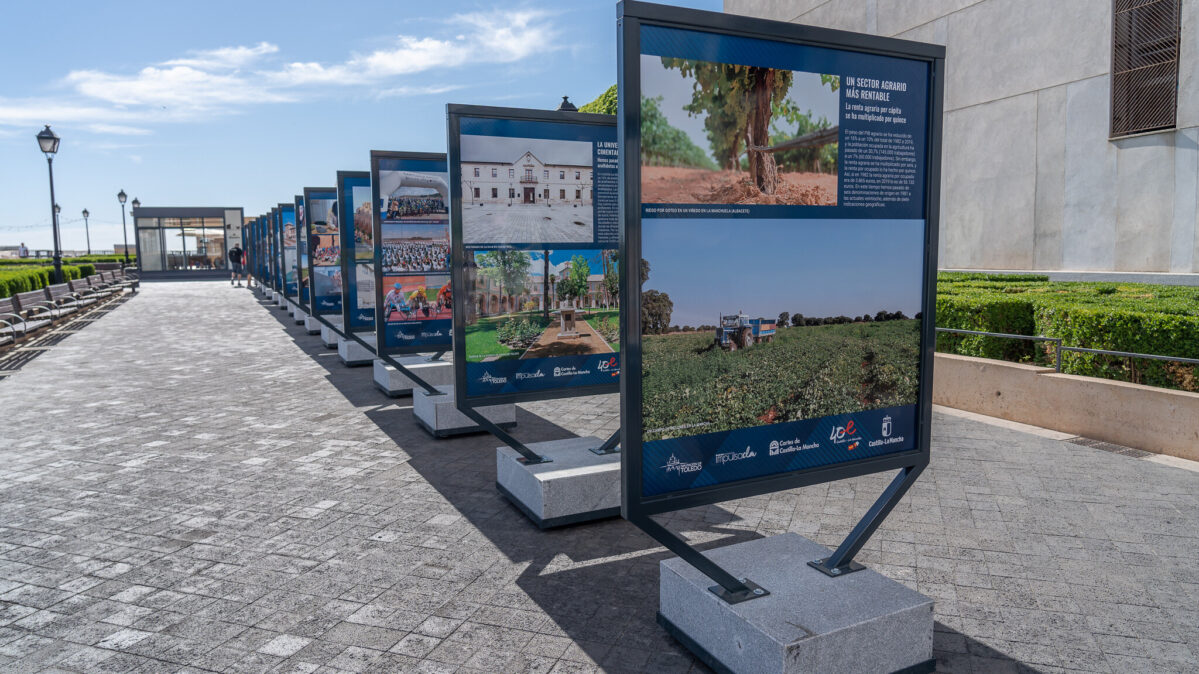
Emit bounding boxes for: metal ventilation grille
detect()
[1111,0,1180,137]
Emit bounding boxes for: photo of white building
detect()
[459,134,595,245]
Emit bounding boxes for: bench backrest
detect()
[14,289,51,313]
[86,274,106,287]
[0,297,15,315]
[68,278,90,293]
[47,284,74,301]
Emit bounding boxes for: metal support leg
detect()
[809,464,924,577]
[589,428,621,455]
[458,405,549,465]
[634,515,768,604]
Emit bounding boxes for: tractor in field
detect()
[715,313,775,351]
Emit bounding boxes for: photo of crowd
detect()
[385,193,446,221]
[381,274,452,322]
[381,223,449,273]
[311,235,339,265]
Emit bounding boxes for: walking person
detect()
[228,244,246,287]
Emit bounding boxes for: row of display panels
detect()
[243,0,942,522]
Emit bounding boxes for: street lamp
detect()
[81,209,91,255]
[130,198,140,267]
[118,190,129,265]
[37,125,63,283]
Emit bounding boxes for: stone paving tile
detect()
[1,280,1198,673]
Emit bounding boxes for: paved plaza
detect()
[462,203,593,245]
[0,281,1197,673]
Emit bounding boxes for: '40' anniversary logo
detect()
[596,356,619,377]
[829,420,860,451]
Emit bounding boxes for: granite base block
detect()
[373,357,453,397]
[660,533,934,674]
[496,437,620,528]
[320,324,340,348]
[303,315,322,335]
[337,333,376,367]
[413,385,515,437]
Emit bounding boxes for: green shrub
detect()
[935,276,1199,391]
[0,264,86,298]
[0,254,134,267]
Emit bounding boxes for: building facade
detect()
[132,206,244,276]
[461,151,593,207]
[726,0,1198,275]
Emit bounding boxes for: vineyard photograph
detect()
[639,54,840,206]
[642,319,920,442]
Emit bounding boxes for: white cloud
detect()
[64,66,294,108]
[85,124,152,136]
[161,42,278,69]
[0,10,558,131]
[376,84,463,99]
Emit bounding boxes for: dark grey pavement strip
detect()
[0,280,1196,673]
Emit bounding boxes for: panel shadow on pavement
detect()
[256,297,766,670]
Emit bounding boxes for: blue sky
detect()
[642,218,925,326]
[0,0,720,251]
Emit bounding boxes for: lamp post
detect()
[117,190,129,265]
[37,125,63,283]
[81,209,91,255]
[130,198,140,267]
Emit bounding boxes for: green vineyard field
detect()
[642,320,920,442]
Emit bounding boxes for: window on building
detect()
[509,168,514,178]
[524,168,533,181]
[575,171,580,180]
[509,188,516,199]
[491,187,498,198]
[559,171,565,180]
[543,170,549,179]
[575,190,581,200]
[559,189,566,199]
[491,168,497,178]
[1110,0,1180,137]
[473,167,480,177]
[543,189,549,199]
[473,187,480,198]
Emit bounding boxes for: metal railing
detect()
[934,327,1199,373]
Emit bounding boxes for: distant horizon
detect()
[643,218,924,328]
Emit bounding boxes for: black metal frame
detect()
[270,207,281,292]
[294,194,308,313]
[278,202,298,301]
[446,103,621,409]
[617,0,945,598]
[369,150,454,360]
[336,171,372,335]
[303,187,339,318]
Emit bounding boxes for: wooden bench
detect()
[0,296,32,347]
[84,274,118,298]
[5,291,56,345]
[68,278,106,306]
[102,270,137,292]
[45,283,83,317]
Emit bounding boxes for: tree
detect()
[642,290,673,334]
[777,311,789,327]
[661,58,794,193]
[791,313,804,327]
[477,250,530,306]
[641,96,717,169]
[559,255,591,306]
[541,249,550,320]
[579,84,617,115]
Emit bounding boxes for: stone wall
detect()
[724,0,1199,274]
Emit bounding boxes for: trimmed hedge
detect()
[0,255,134,267]
[0,264,94,299]
[936,275,1199,391]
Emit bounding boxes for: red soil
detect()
[641,166,837,206]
